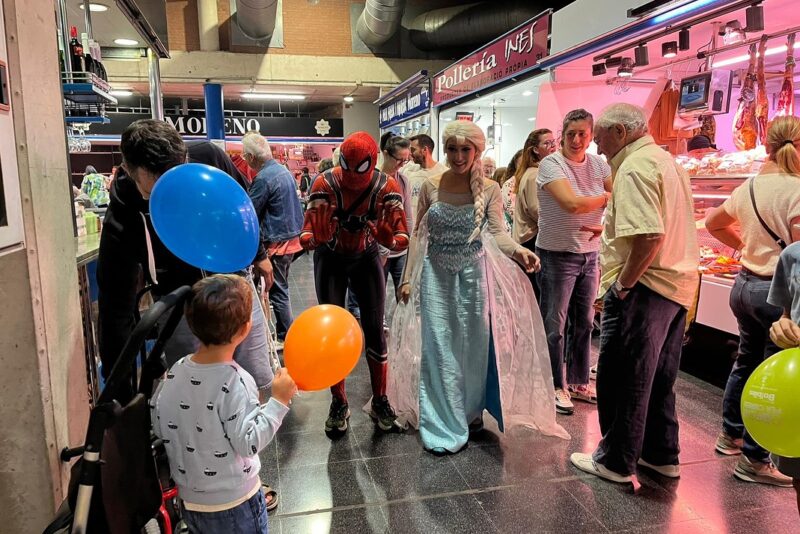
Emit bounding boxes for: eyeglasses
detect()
[540,140,557,148]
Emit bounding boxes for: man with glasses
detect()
[407,134,447,226]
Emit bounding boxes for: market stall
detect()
[377,70,434,140]
[430,10,553,166]
[536,0,799,337]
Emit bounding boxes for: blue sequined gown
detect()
[418,202,503,453]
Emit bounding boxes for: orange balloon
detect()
[283,304,363,391]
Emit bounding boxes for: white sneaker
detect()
[571,452,632,483]
[638,458,681,478]
[555,389,574,415]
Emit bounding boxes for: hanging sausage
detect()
[755,35,769,146]
[733,44,758,151]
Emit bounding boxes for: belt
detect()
[740,267,772,281]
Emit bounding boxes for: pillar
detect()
[204,83,225,140]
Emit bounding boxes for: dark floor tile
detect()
[383,494,499,534]
[365,452,468,500]
[353,422,424,460]
[279,506,388,534]
[563,475,700,532]
[665,460,796,525]
[616,518,723,533]
[450,442,566,489]
[477,482,606,533]
[277,459,380,515]
[721,504,800,534]
[277,427,361,469]
[258,438,280,489]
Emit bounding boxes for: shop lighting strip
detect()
[692,193,735,199]
[537,0,748,70]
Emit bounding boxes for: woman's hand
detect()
[398,282,411,304]
[770,317,800,349]
[513,248,541,273]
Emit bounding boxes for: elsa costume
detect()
[388,177,568,453]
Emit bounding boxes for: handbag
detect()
[748,178,787,250]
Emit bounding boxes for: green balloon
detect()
[741,347,800,458]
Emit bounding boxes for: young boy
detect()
[766,241,800,516]
[152,274,297,533]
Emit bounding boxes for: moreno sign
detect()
[432,12,551,107]
[165,116,263,136]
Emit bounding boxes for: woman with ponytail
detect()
[388,120,567,455]
[706,115,800,487]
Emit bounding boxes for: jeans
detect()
[268,254,294,340]
[314,244,388,403]
[521,237,540,301]
[384,254,407,294]
[593,284,686,476]
[164,273,274,391]
[346,289,360,319]
[536,248,599,389]
[722,271,782,463]
[182,488,268,534]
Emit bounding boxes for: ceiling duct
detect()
[408,1,546,52]
[357,0,407,47]
[235,0,278,41]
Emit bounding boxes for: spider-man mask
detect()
[338,131,378,191]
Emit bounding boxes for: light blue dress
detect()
[418,202,503,453]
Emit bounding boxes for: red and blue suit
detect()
[301,132,409,418]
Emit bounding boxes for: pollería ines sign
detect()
[432,11,551,107]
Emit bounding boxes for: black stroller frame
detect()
[52,285,191,534]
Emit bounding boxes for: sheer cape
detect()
[386,212,570,440]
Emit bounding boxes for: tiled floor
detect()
[262,253,799,534]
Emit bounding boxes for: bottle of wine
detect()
[69,26,85,74]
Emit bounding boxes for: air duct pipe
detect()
[357,0,406,47]
[409,1,545,51]
[198,0,220,51]
[235,0,278,41]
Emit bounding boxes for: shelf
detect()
[63,83,117,105]
[65,116,110,124]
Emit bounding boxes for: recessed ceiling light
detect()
[114,38,139,46]
[79,2,108,12]
[241,93,306,101]
[343,96,354,102]
[527,117,536,121]
[109,90,133,97]
[443,117,453,121]
[522,90,533,97]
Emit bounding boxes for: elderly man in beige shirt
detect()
[570,103,699,485]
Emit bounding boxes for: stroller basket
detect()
[45,286,191,534]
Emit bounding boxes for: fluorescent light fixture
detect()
[502,123,512,126]
[713,42,800,68]
[241,93,306,101]
[109,90,133,97]
[443,117,453,121]
[343,96,354,102]
[522,90,533,96]
[79,2,109,11]
[527,117,536,121]
[114,38,140,46]
[653,0,717,25]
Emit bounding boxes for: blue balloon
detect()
[149,163,259,273]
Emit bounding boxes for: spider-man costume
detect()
[301,132,409,432]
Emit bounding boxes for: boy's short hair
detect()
[185,275,252,346]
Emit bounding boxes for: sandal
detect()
[262,484,278,512]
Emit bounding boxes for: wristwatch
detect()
[613,279,632,298]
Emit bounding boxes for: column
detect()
[204,82,225,141]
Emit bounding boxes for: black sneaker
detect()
[325,398,350,433]
[370,395,400,431]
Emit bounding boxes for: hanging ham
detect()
[775,33,796,117]
[755,35,769,145]
[733,44,758,151]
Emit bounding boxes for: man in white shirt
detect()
[407,134,447,224]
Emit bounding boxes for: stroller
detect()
[44,285,191,534]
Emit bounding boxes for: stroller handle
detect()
[98,286,191,405]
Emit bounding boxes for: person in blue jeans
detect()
[153,275,297,533]
[535,109,611,415]
[244,131,305,347]
[706,115,800,487]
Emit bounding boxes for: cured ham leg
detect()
[733,44,758,151]
[756,35,769,145]
[776,33,796,117]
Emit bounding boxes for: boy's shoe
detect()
[325,398,350,434]
[570,452,632,484]
[714,432,743,456]
[555,388,574,415]
[370,395,400,431]
[637,458,681,478]
[734,456,793,487]
[569,383,598,404]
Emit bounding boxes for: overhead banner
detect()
[432,11,551,107]
[378,82,431,129]
[89,112,344,138]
